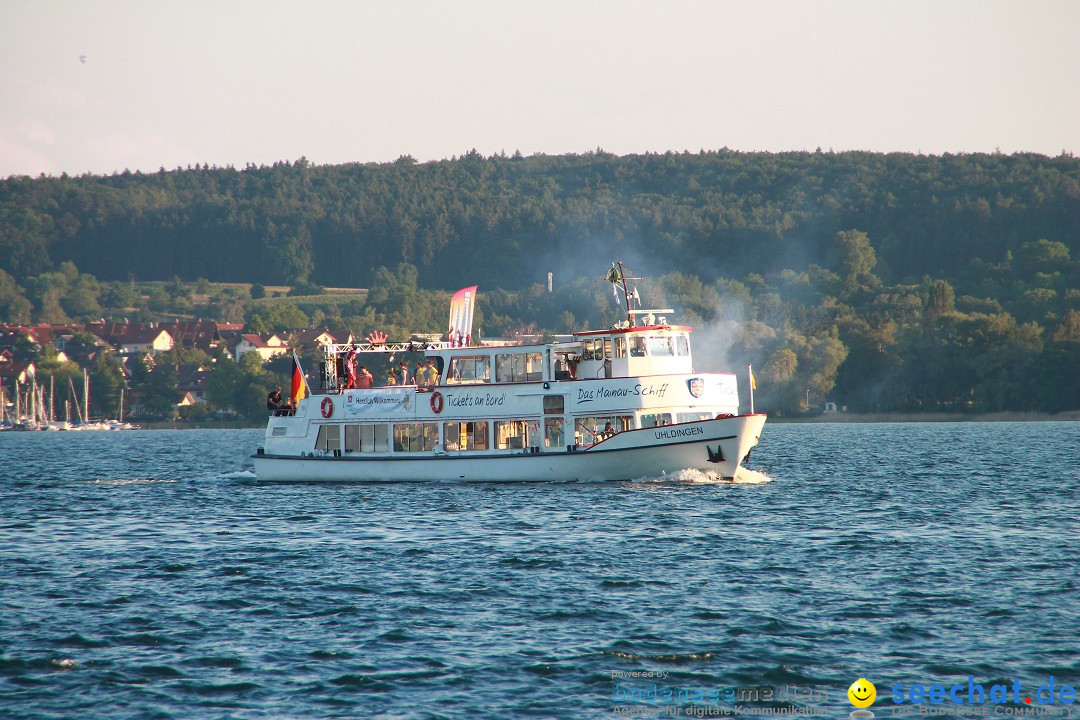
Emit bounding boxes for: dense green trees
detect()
[1,150,1078,415]
[3,151,1078,290]
[202,352,278,419]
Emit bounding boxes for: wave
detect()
[637,467,774,484]
[213,470,258,482]
[87,476,177,486]
[733,467,773,484]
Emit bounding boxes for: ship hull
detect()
[252,413,766,483]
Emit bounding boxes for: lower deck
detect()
[254,413,767,483]
[268,407,730,458]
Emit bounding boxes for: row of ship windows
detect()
[310,411,715,453]
[442,336,691,385]
[446,352,543,384]
[581,334,690,360]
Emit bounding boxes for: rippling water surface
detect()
[1,423,1078,719]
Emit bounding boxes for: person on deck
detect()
[357,366,374,389]
[345,349,358,389]
[267,387,283,413]
[396,362,410,386]
[267,387,293,416]
[424,359,440,387]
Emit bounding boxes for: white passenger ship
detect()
[253,267,766,482]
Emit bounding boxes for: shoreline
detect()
[136,420,263,430]
[770,410,1080,423]
[132,410,1080,430]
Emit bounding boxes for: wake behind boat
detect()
[252,264,766,482]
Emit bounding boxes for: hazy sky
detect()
[1,0,1076,178]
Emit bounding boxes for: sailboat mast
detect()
[70,378,83,423]
[84,369,90,423]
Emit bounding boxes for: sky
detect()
[1,0,1077,178]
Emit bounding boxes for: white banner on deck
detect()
[343,388,414,415]
[448,285,478,346]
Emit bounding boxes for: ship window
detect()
[392,422,438,452]
[543,395,564,414]
[614,337,626,358]
[315,424,341,451]
[372,423,389,452]
[443,421,489,451]
[526,352,542,381]
[677,412,712,423]
[495,354,511,382]
[495,352,544,383]
[344,424,360,452]
[272,426,287,437]
[344,423,388,453]
[629,336,646,357]
[495,419,535,450]
[676,334,689,356]
[582,340,595,361]
[545,417,565,448]
[447,355,490,384]
[648,336,674,356]
[604,339,612,360]
[641,412,673,427]
[574,416,633,445]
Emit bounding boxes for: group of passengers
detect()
[336,353,440,392]
[383,360,440,391]
[266,388,294,416]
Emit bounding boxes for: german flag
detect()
[290,351,308,406]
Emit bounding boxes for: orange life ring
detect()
[430,391,444,414]
[320,396,333,418]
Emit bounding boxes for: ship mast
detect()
[609,261,643,326]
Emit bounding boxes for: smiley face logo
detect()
[848,678,876,708]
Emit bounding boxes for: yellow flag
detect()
[750,369,757,390]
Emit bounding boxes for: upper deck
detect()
[319,311,696,390]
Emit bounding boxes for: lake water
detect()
[1,422,1078,719]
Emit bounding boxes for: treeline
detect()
[3,150,1078,289]
[1,150,1079,415]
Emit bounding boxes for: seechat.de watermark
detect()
[846,677,1074,718]
[890,677,1076,709]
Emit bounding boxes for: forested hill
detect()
[3,150,1080,415]
[2,149,1078,289]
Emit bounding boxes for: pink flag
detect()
[448,286,478,346]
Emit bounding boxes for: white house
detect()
[119,328,174,355]
[233,333,289,362]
